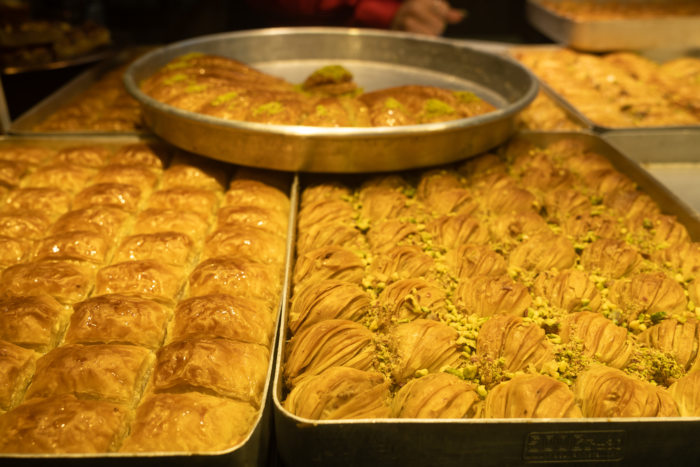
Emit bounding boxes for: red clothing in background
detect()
[257,0,403,29]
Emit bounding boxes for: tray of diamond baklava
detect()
[273,131,700,467]
[526,0,700,51]
[0,135,293,466]
[123,27,538,173]
[9,47,154,135]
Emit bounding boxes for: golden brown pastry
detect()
[580,238,641,279]
[444,243,507,280]
[0,394,128,453]
[92,164,159,193]
[113,232,196,267]
[293,245,365,287]
[0,211,51,240]
[0,295,71,352]
[111,143,167,169]
[133,208,209,240]
[415,169,463,202]
[120,391,256,453]
[297,198,355,230]
[65,294,172,350]
[358,186,410,225]
[454,274,532,318]
[367,219,420,254]
[51,205,130,238]
[0,259,94,305]
[283,366,391,420]
[95,260,185,303]
[0,340,37,411]
[300,181,351,208]
[224,179,290,215]
[608,272,687,323]
[484,374,582,418]
[202,226,286,264]
[2,187,71,220]
[170,294,275,346]
[669,370,700,417]
[288,279,370,334]
[188,256,280,307]
[653,241,700,282]
[160,157,229,192]
[284,319,375,387]
[574,365,678,418]
[73,182,142,212]
[217,205,288,236]
[508,232,576,273]
[540,187,590,221]
[377,278,447,323]
[0,236,33,268]
[559,311,633,369]
[147,187,219,219]
[366,245,435,286]
[389,319,461,384]
[25,343,154,406]
[637,318,700,373]
[0,159,29,187]
[476,315,554,382]
[427,213,490,250]
[0,145,54,165]
[296,220,365,255]
[33,231,110,264]
[152,338,269,407]
[532,269,601,313]
[481,185,537,215]
[52,145,111,168]
[563,211,622,242]
[391,372,480,419]
[487,211,549,245]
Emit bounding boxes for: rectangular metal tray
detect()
[0,135,291,466]
[526,0,700,51]
[272,131,700,467]
[9,48,153,137]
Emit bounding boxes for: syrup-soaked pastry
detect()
[170,294,275,346]
[367,219,420,254]
[92,164,159,194]
[454,274,532,318]
[147,187,218,219]
[458,152,508,180]
[366,245,435,287]
[283,366,391,420]
[608,272,687,323]
[113,232,196,268]
[133,208,209,240]
[0,145,53,165]
[637,318,700,373]
[392,372,480,419]
[582,170,637,197]
[52,145,111,168]
[541,187,590,222]
[223,179,290,216]
[119,391,256,453]
[34,231,110,264]
[508,232,576,273]
[574,365,678,418]
[444,243,507,280]
[377,278,447,322]
[533,269,602,313]
[689,278,700,309]
[424,187,480,217]
[288,279,370,334]
[95,260,185,303]
[488,211,549,245]
[284,319,375,388]
[358,185,412,231]
[580,238,641,279]
[152,338,269,407]
[202,225,286,265]
[298,96,372,126]
[111,143,167,169]
[188,256,280,307]
[389,319,461,384]
[476,315,555,381]
[559,311,633,369]
[217,205,288,236]
[562,211,622,242]
[74,182,142,212]
[297,198,355,230]
[2,187,71,219]
[520,163,575,195]
[65,294,172,350]
[0,159,29,187]
[293,245,365,287]
[160,156,229,192]
[0,394,129,453]
[25,343,154,406]
[0,340,37,411]
[427,213,490,250]
[0,259,94,305]
[629,212,690,247]
[296,221,365,256]
[481,185,537,215]
[300,181,351,208]
[484,374,582,419]
[0,295,70,352]
[0,211,51,240]
[22,163,95,193]
[604,189,660,220]
[51,205,130,239]
[0,235,32,268]
[669,370,700,417]
[415,169,463,202]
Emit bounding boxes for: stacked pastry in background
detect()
[283,136,700,420]
[0,141,288,453]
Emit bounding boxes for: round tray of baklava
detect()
[123,27,538,173]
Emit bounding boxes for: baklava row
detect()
[283,136,700,420]
[0,141,288,453]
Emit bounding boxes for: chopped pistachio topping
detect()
[253,101,284,116]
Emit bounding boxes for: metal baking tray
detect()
[123,27,538,173]
[526,0,700,51]
[0,134,291,466]
[272,131,700,467]
[9,47,152,136]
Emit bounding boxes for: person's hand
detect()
[391,0,466,36]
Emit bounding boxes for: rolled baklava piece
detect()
[283,366,391,420]
[300,181,351,208]
[0,340,37,411]
[392,372,479,419]
[3,187,72,220]
[608,272,687,323]
[296,221,365,256]
[113,232,196,267]
[559,312,633,369]
[95,260,185,303]
[540,187,590,223]
[288,279,370,334]
[284,319,376,387]
[297,198,355,230]
[0,259,95,305]
[454,274,532,318]
[415,169,463,202]
[653,241,700,282]
[532,269,601,313]
[444,243,507,280]
[112,143,167,169]
[637,318,700,373]
[293,245,365,287]
[0,295,71,352]
[487,211,549,246]
[367,219,420,254]
[562,211,622,242]
[574,365,678,418]
[147,187,219,219]
[0,211,51,240]
[92,164,159,196]
[217,205,287,236]
[427,213,490,250]
[367,245,435,287]
[377,278,448,322]
[52,145,111,168]
[51,206,130,239]
[508,232,576,273]
[481,185,536,215]
[484,374,582,419]
[160,157,229,192]
[669,370,700,417]
[0,144,53,165]
[202,226,286,265]
[603,188,659,221]
[358,185,410,225]
[580,238,641,279]
[23,163,95,193]
[133,208,209,240]
[74,183,142,212]
[224,179,290,216]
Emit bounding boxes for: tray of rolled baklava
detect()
[273,131,700,467]
[0,136,293,466]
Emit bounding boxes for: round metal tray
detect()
[124,27,538,173]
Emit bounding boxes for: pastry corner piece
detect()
[119,391,257,453]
